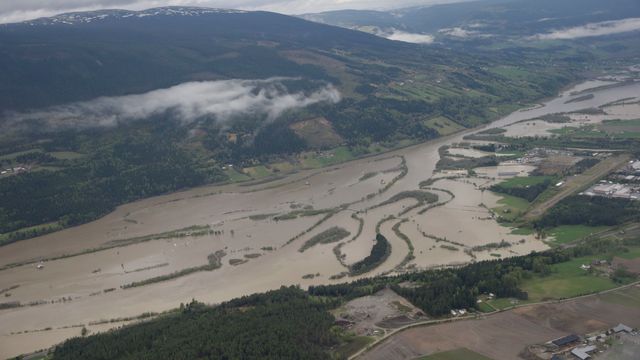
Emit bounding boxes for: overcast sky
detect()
[0,0,468,24]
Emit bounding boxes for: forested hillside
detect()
[0,9,401,110]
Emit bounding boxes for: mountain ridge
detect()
[8,7,249,26]
[0,6,409,111]
[300,0,640,39]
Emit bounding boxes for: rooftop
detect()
[571,345,596,360]
[552,334,580,347]
[612,323,633,333]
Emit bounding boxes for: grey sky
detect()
[0,0,467,24]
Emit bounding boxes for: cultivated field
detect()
[360,285,640,360]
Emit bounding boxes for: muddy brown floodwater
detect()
[1,79,639,358]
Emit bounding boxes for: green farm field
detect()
[547,225,610,245]
[521,256,619,301]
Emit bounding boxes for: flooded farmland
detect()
[1,79,639,358]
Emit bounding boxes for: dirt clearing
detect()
[333,288,426,336]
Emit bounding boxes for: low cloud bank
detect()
[384,28,434,44]
[534,17,640,40]
[1,78,340,132]
[439,27,476,38]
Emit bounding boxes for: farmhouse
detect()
[552,334,580,347]
[570,345,596,360]
[612,323,632,334]
[590,259,607,266]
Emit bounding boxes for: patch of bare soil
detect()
[536,155,581,175]
[334,288,426,336]
[289,117,344,148]
[612,257,640,275]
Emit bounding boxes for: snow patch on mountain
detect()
[20,7,247,26]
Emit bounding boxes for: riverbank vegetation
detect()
[121,250,226,289]
[299,227,351,252]
[349,234,391,276]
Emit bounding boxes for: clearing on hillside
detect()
[333,288,426,337]
[289,117,344,148]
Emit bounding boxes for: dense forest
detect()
[535,195,640,228]
[490,178,552,202]
[312,254,539,316]
[349,234,391,275]
[0,121,226,244]
[53,287,339,360]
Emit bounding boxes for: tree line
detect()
[53,287,339,360]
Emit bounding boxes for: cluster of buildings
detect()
[618,159,640,177]
[582,160,640,201]
[529,323,636,360]
[450,308,467,316]
[0,166,27,176]
[522,148,576,164]
[582,181,639,200]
